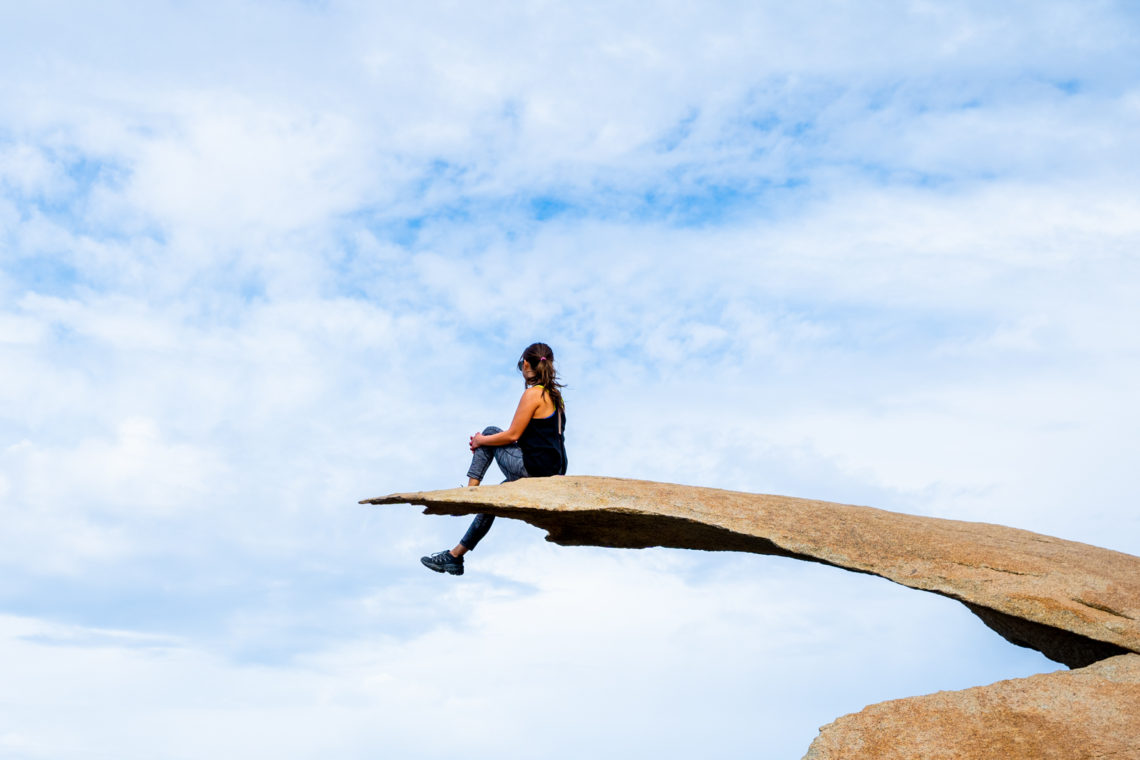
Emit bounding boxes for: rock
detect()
[363,475,1140,667]
[364,476,1140,759]
[803,653,1140,760]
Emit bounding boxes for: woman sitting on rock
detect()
[421,341,567,576]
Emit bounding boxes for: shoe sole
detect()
[421,557,464,576]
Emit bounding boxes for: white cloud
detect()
[1,2,1138,758]
[0,144,69,198]
[0,544,1057,759]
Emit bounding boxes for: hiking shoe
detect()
[421,549,464,576]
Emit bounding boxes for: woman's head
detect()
[518,342,564,409]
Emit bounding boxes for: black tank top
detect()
[518,401,567,477]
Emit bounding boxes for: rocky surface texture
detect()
[364,475,1140,666]
[364,475,1140,759]
[803,653,1140,760]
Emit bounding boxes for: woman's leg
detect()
[454,426,529,554]
[423,424,533,573]
[491,442,528,483]
[465,426,502,484]
[457,513,495,553]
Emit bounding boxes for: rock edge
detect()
[363,475,1140,667]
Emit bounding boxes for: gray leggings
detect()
[461,426,528,550]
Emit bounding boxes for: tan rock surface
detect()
[363,475,1140,667]
[802,653,1140,760]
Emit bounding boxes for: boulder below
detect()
[363,475,1140,668]
[803,653,1140,760]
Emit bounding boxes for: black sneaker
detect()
[421,549,464,576]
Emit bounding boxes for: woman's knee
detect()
[482,425,503,436]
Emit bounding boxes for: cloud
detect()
[1,1,1138,757]
[0,546,1055,759]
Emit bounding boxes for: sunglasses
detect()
[517,359,528,372]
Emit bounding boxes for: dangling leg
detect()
[454,430,529,555]
[423,426,508,574]
[452,426,517,556]
[455,513,495,556]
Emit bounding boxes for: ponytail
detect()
[521,342,565,412]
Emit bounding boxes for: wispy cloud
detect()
[1,1,1138,757]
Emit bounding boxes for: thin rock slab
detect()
[802,653,1140,760]
[363,475,1140,667]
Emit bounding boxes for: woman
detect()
[421,342,567,576]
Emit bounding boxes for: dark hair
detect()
[520,342,565,412]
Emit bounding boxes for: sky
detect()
[1,1,1139,757]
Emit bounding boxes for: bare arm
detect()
[470,388,543,449]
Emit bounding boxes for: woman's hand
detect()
[469,432,483,451]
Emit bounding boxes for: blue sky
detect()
[2,1,1139,758]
